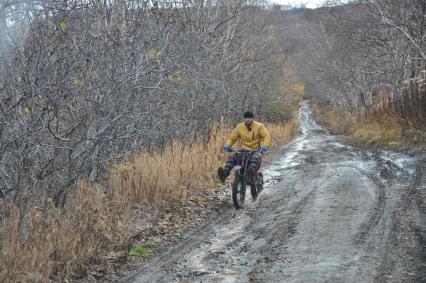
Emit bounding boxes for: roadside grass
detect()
[110,123,230,207]
[402,128,426,145]
[128,245,151,257]
[267,119,299,145]
[0,120,299,282]
[313,106,356,135]
[350,117,401,147]
[314,105,426,149]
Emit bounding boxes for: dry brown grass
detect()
[313,104,426,148]
[313,106,356,135]
[349,114,402,147]
[110,124,229,208]
[1,182,132,282]
[266,119,299,145]
[0,120,298,282]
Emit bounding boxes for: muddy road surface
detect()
[123,101,426,283]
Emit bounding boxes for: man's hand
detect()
[224,145,232,152]
[260,146,268,152]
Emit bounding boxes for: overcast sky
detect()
[270,0,326,8]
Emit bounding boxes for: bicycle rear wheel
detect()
[257,172,264,192]
[250,172,264,200]
[250,180,258,200]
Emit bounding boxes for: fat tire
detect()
[250,181,258,199]
[232,175,246,209]
[251,172,264,199]
[257,172,264,192]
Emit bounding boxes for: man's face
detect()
[244,117,253,125]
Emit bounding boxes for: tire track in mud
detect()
[401,160,426,282]
[347,150,426,282]
[353,168,386,245]
[123,212,231,283]
[353,152,412,246]
[248,189,317,282]
[412,160,426,215]
[374,158,426,282]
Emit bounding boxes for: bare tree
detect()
[0,0,294,207]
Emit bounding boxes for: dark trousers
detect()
[224,151,262,175]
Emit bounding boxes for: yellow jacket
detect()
[225,121,271,150]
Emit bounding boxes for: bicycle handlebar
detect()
[229,148,260,153]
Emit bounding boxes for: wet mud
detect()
[123,101,426,283]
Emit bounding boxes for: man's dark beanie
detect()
[244,111,254,118]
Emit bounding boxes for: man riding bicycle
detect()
[218,111,271,184]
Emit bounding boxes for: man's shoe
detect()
[217,167,228,184]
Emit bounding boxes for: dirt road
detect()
[123,101,426,283]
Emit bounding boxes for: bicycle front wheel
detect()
[232,175,246,209]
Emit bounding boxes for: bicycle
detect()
[230,148,264,209]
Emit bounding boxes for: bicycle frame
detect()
[232,149,259,180]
